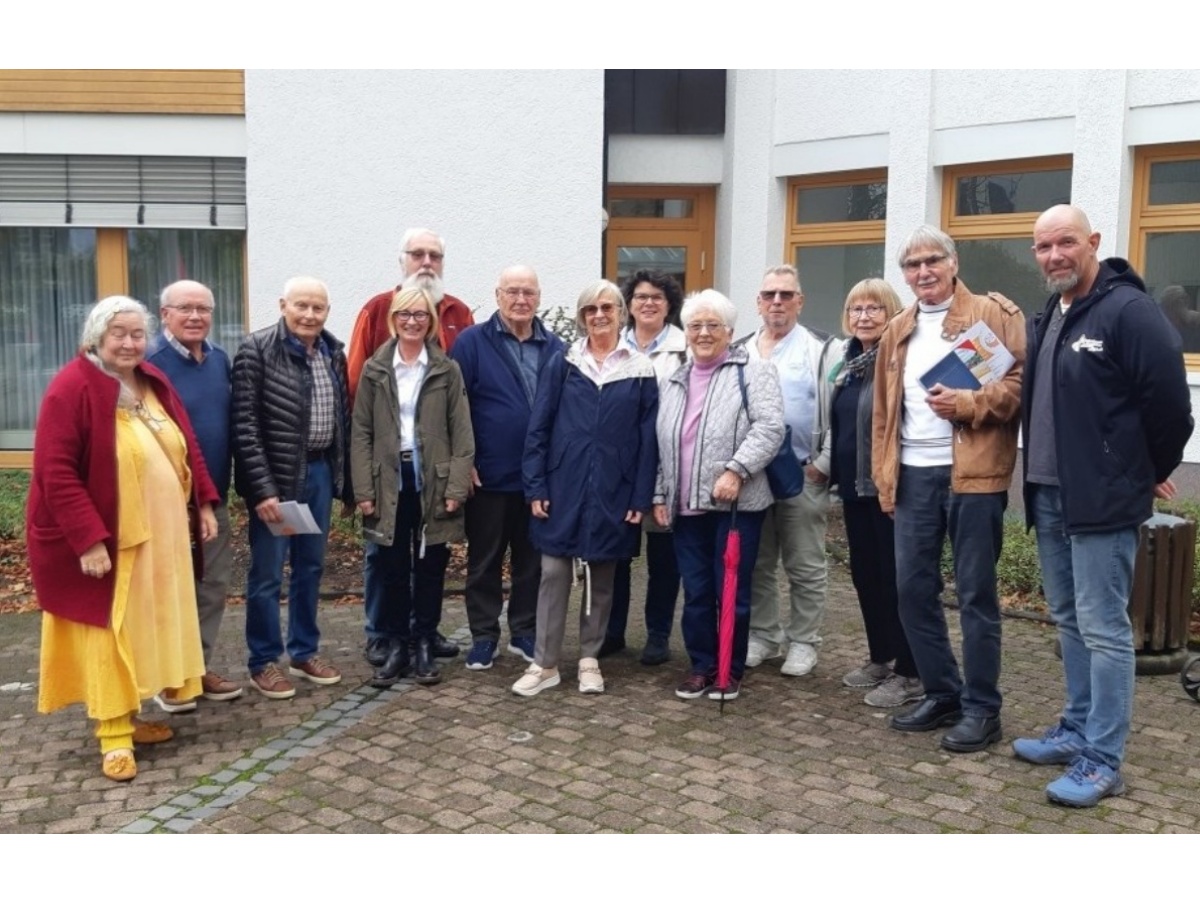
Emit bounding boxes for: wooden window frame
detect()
[605,185,716,291]
[785,169,887,256]
[941,155,1073,240]
[1130,141,1200,370]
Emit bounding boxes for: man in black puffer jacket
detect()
[233,276,352,700]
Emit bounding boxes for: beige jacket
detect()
[871,278,1025,513]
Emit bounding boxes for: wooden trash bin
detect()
[1128,513,1196,675]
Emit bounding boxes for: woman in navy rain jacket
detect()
[514,280,659,697]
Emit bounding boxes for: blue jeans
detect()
[894,465,1005,716]
[673,509,765,680]
[1030,484,1136,770]
[245,458,334,672]
[363,541,387,642]
[609,531,681,643]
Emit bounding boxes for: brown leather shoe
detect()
[131,718,174,745]
[202,671,244,701]
[251,663,296,699]
[288,655,342,685]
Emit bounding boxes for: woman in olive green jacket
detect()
[350,286,475,687]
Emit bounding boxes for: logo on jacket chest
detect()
[1070,334,1104,354]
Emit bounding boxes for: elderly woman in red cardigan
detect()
[28,296,219,782]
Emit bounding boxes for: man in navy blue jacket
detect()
[450,265,565,670]
[146,279,243,707]
[1016,205,1193,807]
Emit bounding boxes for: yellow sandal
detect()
[102,749,137,782]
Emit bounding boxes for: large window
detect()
[0,154,247,458]
[786,170,887,336]
[1131,142,1200,364]
[942,156,1072,318]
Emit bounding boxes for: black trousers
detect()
[463,489,540,643]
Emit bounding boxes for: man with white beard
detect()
[347,228,474,666]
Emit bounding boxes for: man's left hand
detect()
[926,383,958,420]
[1154,478,1178,500]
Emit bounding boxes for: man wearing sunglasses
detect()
[347,228,474,668]
[743,265,844,680]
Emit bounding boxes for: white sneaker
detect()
[578,657,605,694]
[512,664,561,697]
[745,637,781,668]
[780,642,818,677]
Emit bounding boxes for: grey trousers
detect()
[197,502,233,667]
[534,556,616,669]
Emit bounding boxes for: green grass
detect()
[0,470,30,540]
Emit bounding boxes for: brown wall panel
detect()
[0,70,244,114]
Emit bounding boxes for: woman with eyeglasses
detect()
[351,286,475,687]
[601,270,687,666]
[514,280,659,697]
[654,290,784,702]
[828,279,922,708]
[30,296,220,782]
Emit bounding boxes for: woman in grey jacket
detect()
[653,290,784,701]
[350,287,475,688]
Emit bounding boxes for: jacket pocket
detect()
[430,461,455,519]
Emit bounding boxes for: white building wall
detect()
[243,69,604,339]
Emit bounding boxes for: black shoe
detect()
[413,638,442,686]
[430,630,460,659]
[365,636,390,668]
[371,642,411,688]
[598,635,626,659]
[640,635,671,666]
[890,696,963,732]
[941,714,1002,753]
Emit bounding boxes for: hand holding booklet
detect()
[920,320,1016,392]
[266,501,323,536]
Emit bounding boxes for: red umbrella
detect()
[716,500,740,711]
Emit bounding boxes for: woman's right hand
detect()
[531,499,550,519]
[357,500,375,517]
[80,542,111,579]
[653,504,670,529]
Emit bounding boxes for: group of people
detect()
[28,208,1193,810]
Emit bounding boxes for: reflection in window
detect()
[616,245,687,294]
[955,169,1071,216]
[1148,160,1200,207]
[793,243,885,337]
[0,228,96,446]
[795,182,887,225]
[954,238,1047,318]
[1144,232,1200,353]
[609,198,694,219]
[128,230,246,351]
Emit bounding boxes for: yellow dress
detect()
[38,388,205,720]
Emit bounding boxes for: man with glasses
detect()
[743,265,843,679]
[1015,205,1191,806]
[450,266,564,671]
[347,228,473,668]
[232,277,352,699]
[346,228,473,405]
[872,225,1025,752]
[146,280,242,708]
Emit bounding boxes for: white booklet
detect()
[266,501,322,536]
[919,319,1016,391]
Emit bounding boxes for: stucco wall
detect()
[243,69,604,339]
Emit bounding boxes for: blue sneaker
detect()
[465,640,499,671]
[507,635,535,663]
[1046,756,1125,807]
[1013,722,1087,765]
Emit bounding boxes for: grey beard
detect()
[1045,272,1079,295]
[404,272,445,305]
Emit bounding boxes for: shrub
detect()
[0,470,30,540]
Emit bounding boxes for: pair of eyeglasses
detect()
[393,310,430,322]
[582,303,618,318]
[631,292,666,304]
[847,305,886,319]
[165,305,214,317]
[759,290,798,302]
[901,253,948,272]
[502,287,538,299]
[406,249,444,262]
[686,321,726,334]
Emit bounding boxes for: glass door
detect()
[605,186,715,295]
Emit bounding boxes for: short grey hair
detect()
[80,296,151,352]
[681,289,737,331]
[400,228,446,258]
[158,279,214,311]
[574,279,627,334]
[762,264,802,294]
[282,275,329,302]
[897,225,957,267]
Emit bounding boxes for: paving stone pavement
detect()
[2,563,1198,833]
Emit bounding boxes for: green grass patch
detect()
[0,470,30,540]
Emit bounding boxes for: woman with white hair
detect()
[514,280,659,697]
[28,296,219,782]
[653,290,784,702]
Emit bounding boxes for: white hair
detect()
[158,279,214,311]
[80,295,150,352]
[400,228,446,258]
[680,289,737,331]
[282,275,329,301]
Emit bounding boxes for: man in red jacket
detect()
[346,228,473,406]
[348,228,473,668]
